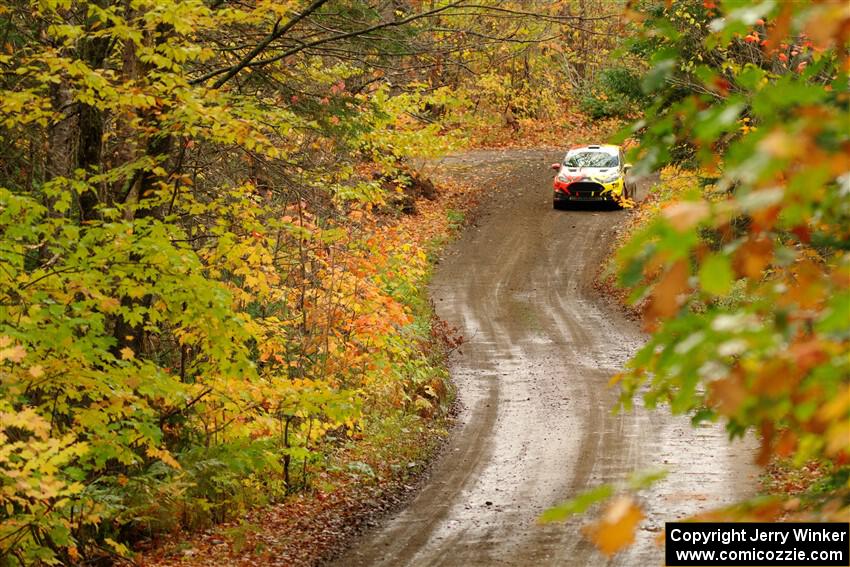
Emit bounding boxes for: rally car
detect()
[551,144,635,209]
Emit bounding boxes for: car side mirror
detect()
[551,163,561,171]
[623,163,633,170]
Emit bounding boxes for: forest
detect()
[0,0,847,564]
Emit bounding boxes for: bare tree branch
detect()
[201,0,330,88]
[194,0,467,87]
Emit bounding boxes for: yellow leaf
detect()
[120,347,135,360]
[820,386,850,421]
[146,447,181,469]
[0,345,26,363]
[826,422,850,456]
[100,297,120,312]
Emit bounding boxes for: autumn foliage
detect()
[543,0,850,555]
[0,0,625,562]
[617,0,849,494]
[3,0,846,562]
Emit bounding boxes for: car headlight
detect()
[599,172,621,183]
[557,173,570,182]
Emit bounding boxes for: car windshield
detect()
[564,151,619,168]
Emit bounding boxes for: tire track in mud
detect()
[331,149,758,567]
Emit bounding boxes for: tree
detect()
[0,0,605,562]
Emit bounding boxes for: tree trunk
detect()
[74,14,111,222]
[111,22,176,357]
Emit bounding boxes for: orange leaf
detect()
[751,204,781,233]
[790,339,828,375]
[583,496,644,556]
[803,3,850,50]
[644,260,689,328]
[783,260,827,309]
[709,369,748,415]
[764,2,793,51]
[776,429,797,458]
[663,201,709,232]
[753,358,800,396]
[733,236,773,279]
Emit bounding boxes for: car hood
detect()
[560,166,618,177]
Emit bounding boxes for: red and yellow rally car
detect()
[551,144,635,209]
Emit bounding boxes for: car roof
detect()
[566,144,619,156]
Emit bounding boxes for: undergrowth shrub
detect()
[580,67,646,119]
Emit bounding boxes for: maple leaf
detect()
[0,344,26,363]
[583,496,644,556]
[708,369,748,416]
[732,235,773,279]
[644,260,689,328]
[663,201,709,232]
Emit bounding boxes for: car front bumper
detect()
[553,177,624,201]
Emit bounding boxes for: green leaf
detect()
[540,484,614,523]
[699,254,733,296]
[642,59,675,93]
[628,468,668,490]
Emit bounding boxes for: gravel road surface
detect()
[332,149,757,567]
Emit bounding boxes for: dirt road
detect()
[332,149,757,566]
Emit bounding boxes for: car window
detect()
[564,151,619,168]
